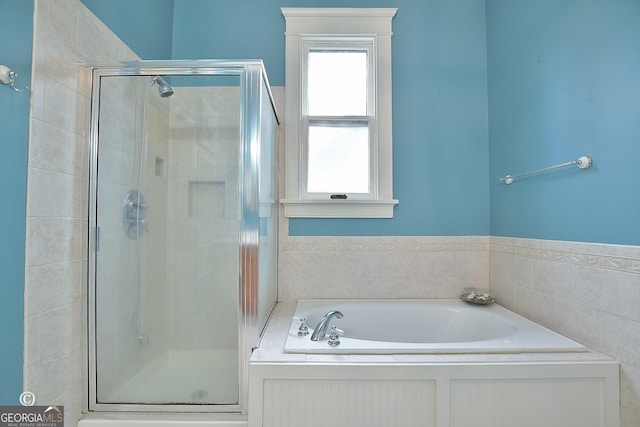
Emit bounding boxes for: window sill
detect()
[281,199,399,218]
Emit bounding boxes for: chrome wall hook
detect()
[0,65,29,93]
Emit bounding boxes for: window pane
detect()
[307,50,367,116]
[307,123,369,193]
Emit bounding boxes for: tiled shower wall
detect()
[25,0,139,425]
[167,87,241,351]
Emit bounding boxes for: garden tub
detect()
[284,299,586,354]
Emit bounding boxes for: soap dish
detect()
[460,287,495,305]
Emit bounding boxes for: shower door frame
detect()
[86,60,278,415]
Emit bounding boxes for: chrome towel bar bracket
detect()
[500,155,592,185]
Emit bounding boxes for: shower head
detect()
[152,76,174,98]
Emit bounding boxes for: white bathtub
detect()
[250,301,619,427]
[284,299,585,354]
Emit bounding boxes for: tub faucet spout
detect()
[310,310,343,341]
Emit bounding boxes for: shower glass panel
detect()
[87,61,278,414]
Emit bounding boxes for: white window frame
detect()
[281,8,399,218]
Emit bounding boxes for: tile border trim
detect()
[280,235,640,274]
[490,241,640,274]
[281,236,491,253]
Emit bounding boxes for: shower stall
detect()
[86,61,278,415]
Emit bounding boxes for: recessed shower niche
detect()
[188,181,229,220]
[86,61,279,415]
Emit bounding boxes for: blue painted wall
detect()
[81,0,174,59]
[172,0,491,236]
[0,0,33,404]
[487,0,640,245]
[67,0,640,242]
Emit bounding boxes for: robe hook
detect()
[0,65,29,93]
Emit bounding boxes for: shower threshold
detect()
[78,413,248,427]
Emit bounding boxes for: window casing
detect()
[281,8,398,218]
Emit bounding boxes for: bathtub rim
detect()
[253,301,612,364]
[284,298,587,355]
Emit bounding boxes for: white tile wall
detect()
[25,1,139,426]
[490,236,640,427]
[278,235,490,301]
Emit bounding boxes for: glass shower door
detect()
[91,72,243,408]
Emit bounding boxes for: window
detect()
[281,8,399,218]
[304,42,373,199]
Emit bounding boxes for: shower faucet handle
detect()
[125,200,149,209]
[123,190,150,239]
